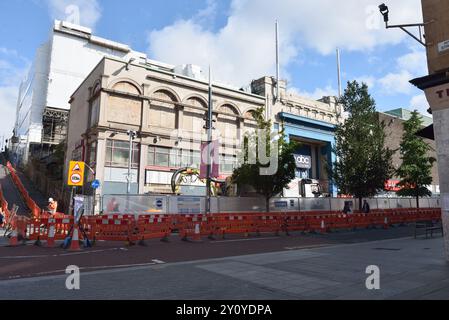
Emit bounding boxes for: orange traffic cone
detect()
[9,228,18,247]
[320,220,326,233]
[47,223,55,248]
[69,225,81,251]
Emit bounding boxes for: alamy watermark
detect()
[365,265,380,290]
[65,265,80,290]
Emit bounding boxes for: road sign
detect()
[68,161,85,187]
[91,179,100,189]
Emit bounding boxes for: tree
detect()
[396,110,436,208]
[231,107,298,212]
[331,81,394,211]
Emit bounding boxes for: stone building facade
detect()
[379,110,439,195]
[65,57,343,211]
[65,57,265,205]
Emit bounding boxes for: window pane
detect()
[116,141,129,149]
[147,148,155,166]
[155,153,169,167]
[170,149,180,167]
[113,149,129,165]
[156,147,168,154]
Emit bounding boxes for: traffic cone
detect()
[9,228,18,247]
[69,225,81,251]
[192,223,202,242]
[47,224,55,248]
[320,220,326,233]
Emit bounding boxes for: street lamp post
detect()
[126,130,137,194]
[205,67,213,214]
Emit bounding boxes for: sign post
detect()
[91,179,100,216]
[68,161,85,216]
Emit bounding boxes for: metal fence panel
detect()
[168,196,205,214]
[218,197,266,213]
[419,198,431,208]
[377,198,391,209]
[101,194,441,214]
[299,198,331,211]
[270,198,300,212]
[102,195,167,214]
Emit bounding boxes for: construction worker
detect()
[48,198,58,215]
[0,207,4,227]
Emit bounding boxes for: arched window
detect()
[243,109,258,137]
[183,97,207,136]
[149,90,178,129]
[107,81,141,125]
[217,104,239,143]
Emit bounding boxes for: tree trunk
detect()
[359,196,362,212]
[416,194,419,209]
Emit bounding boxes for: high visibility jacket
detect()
[49,201,58,211]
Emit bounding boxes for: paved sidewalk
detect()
[0,236,448,299]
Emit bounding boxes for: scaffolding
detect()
[36,107,69,159]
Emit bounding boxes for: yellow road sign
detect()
[68,161,85,187]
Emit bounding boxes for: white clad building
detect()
[12,20,147,165]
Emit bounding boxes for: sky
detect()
[0,0,430,140]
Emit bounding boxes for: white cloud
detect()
[378,70,414,95]
[289,85,337,100]
[378,47,427,95]
[353,76,376,89]
[45,0,101,29]
[148,0,422,87]
[0,86,19,139]
[0,49,30,139]
[397,49,428,76]
[410,94,430,116]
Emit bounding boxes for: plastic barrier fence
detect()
[3,208,442,248]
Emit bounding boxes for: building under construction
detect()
[11,20,148,166]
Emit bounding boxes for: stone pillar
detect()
[98,75,110,127]
[430,107,449,260]
[95,137,106,212]
[139,143,148,194]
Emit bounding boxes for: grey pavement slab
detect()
[0,236,448,299]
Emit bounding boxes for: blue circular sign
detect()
[155,199,163,208]
[91,179,100,189]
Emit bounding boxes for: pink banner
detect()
[200,141,219,179]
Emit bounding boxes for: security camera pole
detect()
[378,3,427,47]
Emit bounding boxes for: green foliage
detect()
[396,110,435,204]
[331,81,394,202]
[231,107,298,209]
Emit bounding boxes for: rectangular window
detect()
[220,154,237,173]
[88,141,97,166]
[105,140,139,168]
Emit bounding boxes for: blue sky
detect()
[0,0,430,139]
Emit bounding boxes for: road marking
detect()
[210,237,279,243]
[151,259,165,264]
[2,261,166,281]
[0,248,122,259]
[284,244,331,250]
